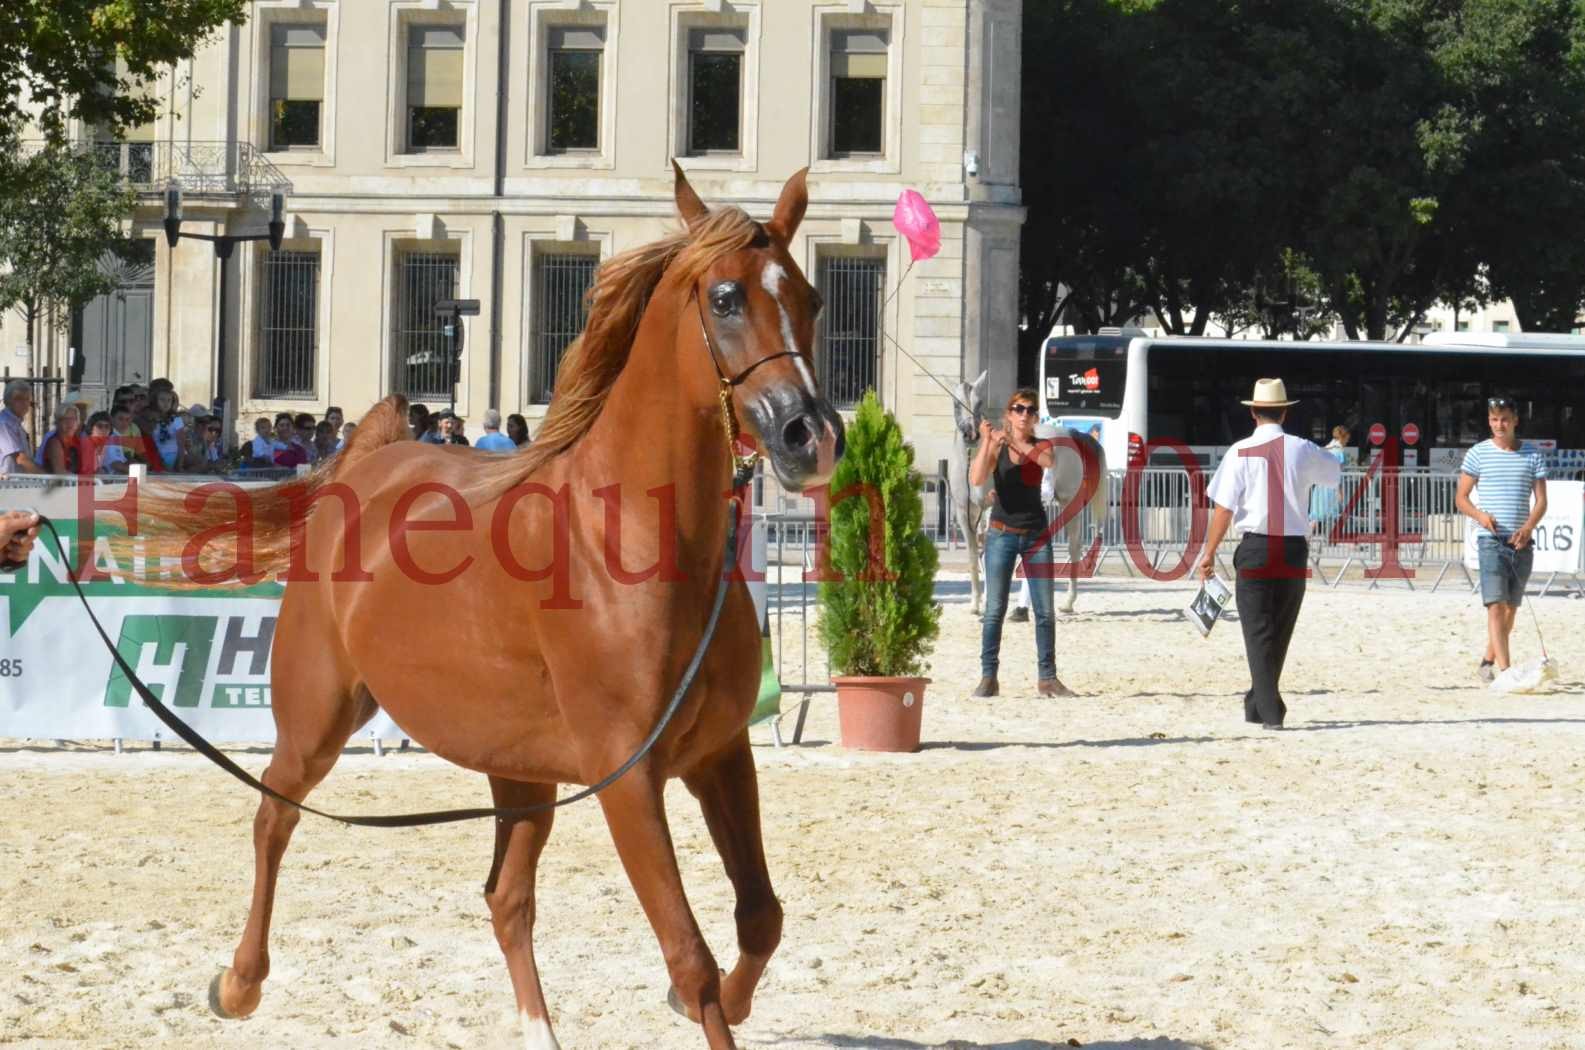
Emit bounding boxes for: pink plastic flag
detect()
[892,189,941,262]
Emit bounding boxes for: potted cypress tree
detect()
[817,391,941,751]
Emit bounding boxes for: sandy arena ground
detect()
[3,574,1585,1050]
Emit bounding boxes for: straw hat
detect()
[1240,378,1298,407]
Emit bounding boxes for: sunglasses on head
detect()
[1008,404,1036,417]
[1487,397,1515,411]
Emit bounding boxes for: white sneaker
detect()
[1491,660,1548,694]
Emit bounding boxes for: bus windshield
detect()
[1043,336,1127,416]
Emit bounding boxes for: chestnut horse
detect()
[143,167,842,1049]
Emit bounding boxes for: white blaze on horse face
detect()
[520,1012,561,1050]
[758,261,820,398]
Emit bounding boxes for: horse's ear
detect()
[765,167,809,244]
[672,160,709,230]
[972,370,988,403]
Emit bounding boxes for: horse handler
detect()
[1,509,39,571]
[1198,379,1341,729]
[969,388,1072,698]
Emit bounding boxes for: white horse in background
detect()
[949,371,991,613]
[950,371,1112,615]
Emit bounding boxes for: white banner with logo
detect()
[1462,480,1584,576]
[1,480,770,742]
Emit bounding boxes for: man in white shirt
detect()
[1197,378,1342,729]
[0,380,44,475]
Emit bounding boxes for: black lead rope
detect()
[36,508,740,828]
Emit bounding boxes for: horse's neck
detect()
[949,431,987,511]
[580,287,734,543]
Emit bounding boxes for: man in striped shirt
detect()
[1455,396,1549,681]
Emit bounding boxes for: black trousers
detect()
[1233,533,1309,726]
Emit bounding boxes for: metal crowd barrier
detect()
[932,466,1582,595]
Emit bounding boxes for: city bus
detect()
[1039,330,1585,471]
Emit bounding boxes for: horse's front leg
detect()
[595,758,734,1049]
[683,732,782,1026]
[966,521,983,615]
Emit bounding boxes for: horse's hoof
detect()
[208,968,261,1020]
[666,969,727,1023]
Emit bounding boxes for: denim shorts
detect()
[1477,534,1533,607]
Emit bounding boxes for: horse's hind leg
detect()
[483,776,561,1050]
[1061,521,1081,614]
[210,677,372,1020]
[595,762,735,1049]
[683,733,782,1027]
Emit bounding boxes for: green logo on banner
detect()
[106,615,214,709]
[102,613,277,710]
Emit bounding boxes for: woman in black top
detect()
[967,387,1069,698]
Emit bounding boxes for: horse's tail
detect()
[108,396,412,589]
[1084,433,1110,521]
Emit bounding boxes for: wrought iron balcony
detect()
[85,140,292,209]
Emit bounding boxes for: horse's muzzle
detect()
[760,398,844,491]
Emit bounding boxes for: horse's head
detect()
[953,370,987,447]
[673,163,845,491]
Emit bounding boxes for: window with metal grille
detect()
[257,250,320,398]
[829,28,887,157]
[393,251,460,400]
[817,255,884,408]
[531,252,598,403]
[687,27,744,155]
[407,24,464,152]
[269,23,325,150]
[546,26,603,152]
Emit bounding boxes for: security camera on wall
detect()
[964,150,981,178]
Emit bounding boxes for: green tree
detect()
[0,0,246,144]
[816,392,940,678]
[0,140,138,357]
[1021,0,1585,345]
[1020,0,1346,355]
[1433,0,1585,332]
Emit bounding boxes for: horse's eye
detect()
[709,282,741,318]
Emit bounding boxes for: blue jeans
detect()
[1477,534,1533,607]
[981,527,1056,679]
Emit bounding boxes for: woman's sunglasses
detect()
[1008,404,1036,417]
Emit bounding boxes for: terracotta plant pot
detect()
[833,676,929,752]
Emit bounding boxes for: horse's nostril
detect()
[782,414,815,451]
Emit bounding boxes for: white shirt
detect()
[1207,423,1342,537]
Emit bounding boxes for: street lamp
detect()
[433,298,480,414]
[162,183,287,441]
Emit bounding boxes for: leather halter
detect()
[693,286,805,490]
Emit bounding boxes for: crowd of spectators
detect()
[0,377,534,478]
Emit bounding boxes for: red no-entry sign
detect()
[1368,422,1387,446]
[1401,422,1420,446]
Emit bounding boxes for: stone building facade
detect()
[4,0,1024,475]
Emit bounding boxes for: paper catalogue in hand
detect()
[1185,576,1233,638]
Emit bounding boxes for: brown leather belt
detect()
[988,519,1034,536]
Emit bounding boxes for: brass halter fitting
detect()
[718,377,761,490]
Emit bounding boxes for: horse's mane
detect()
[459,204,764,504]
